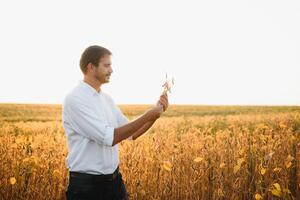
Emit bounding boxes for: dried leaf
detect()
[220,162,226,168]
[273,183,281,192]
[255,193,263,200]
[270,189,282,197]
[9,177,16,185]
[234,164,240,174]
[273,167,281,172]
[286,155,294,161]
[194,157,204,163]
[162,161,172,172]
[285,161,292,169]
[260,167,266,175]
[279,123,287,129]
[217,188,225,197]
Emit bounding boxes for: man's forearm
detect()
[132,119,156,140]
[112,111,158,146]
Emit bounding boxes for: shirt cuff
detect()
[103,126,115,146]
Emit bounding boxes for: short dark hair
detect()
[79,45,112,74]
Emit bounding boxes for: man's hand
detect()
[157,93,169,112]
[144,93,169,121]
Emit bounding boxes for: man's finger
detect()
[161,98,168,106]
[159,98,167,105]
[159,100,168,111]
[160,95,168,102]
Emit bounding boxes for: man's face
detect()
[93,54,113,84]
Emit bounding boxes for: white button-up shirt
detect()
[62,81,129,175]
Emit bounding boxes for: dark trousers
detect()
[66,169,129,200]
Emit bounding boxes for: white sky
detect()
[0,0,299,105]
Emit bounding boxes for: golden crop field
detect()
[0,104,300,200]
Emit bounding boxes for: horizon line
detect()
[0,102,299,107]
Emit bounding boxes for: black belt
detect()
[69,167,119,182]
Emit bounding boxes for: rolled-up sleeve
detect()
[64,96,114,146]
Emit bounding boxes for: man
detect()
[62,45,168,200]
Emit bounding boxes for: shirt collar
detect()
[79,80,101,96]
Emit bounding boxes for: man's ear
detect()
[86,63,94,73]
